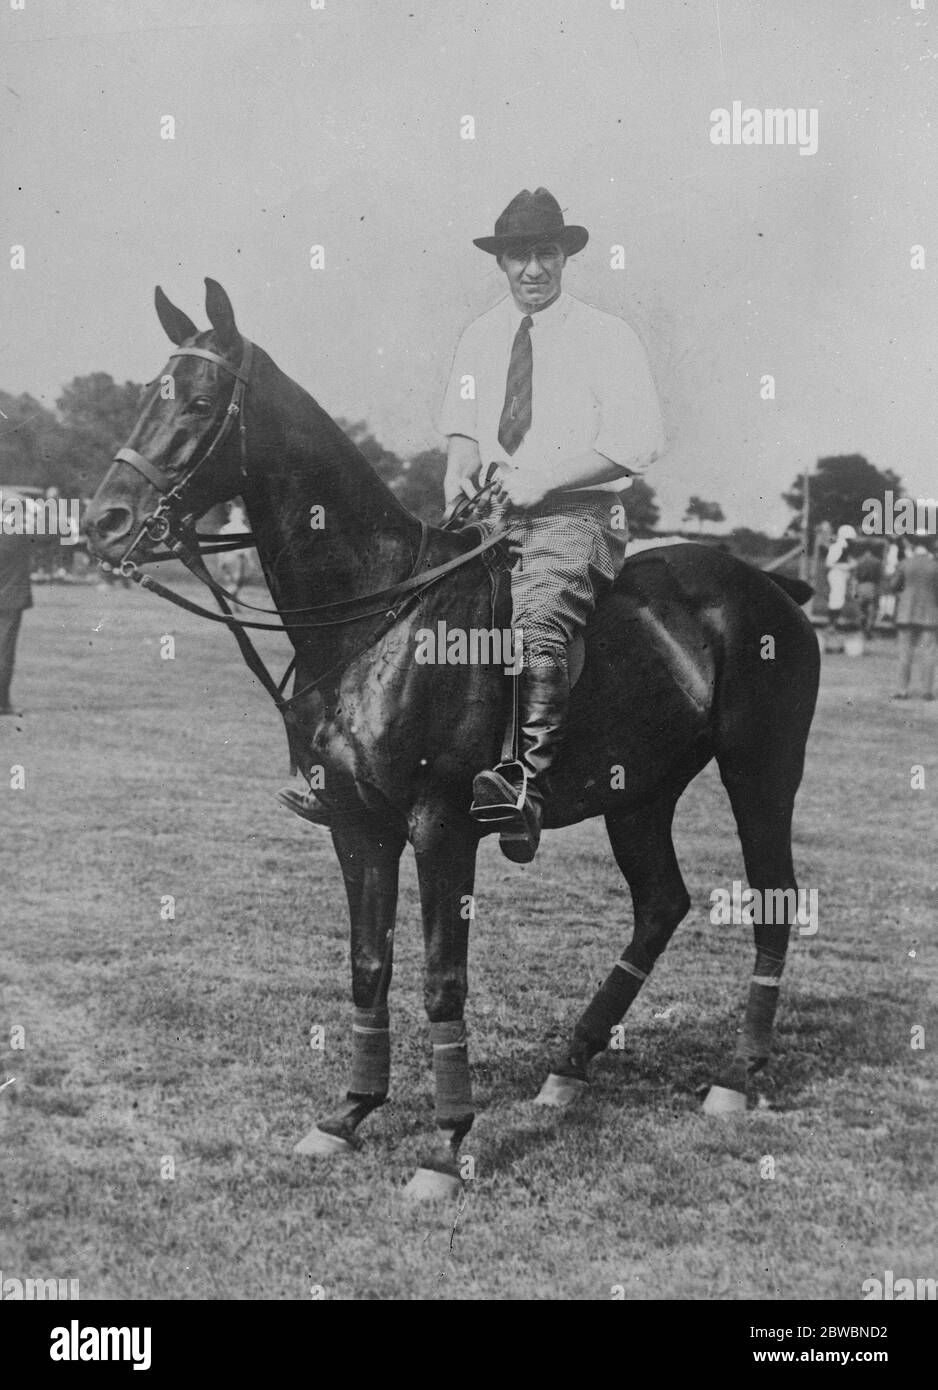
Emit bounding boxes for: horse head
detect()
[85,279,252,567]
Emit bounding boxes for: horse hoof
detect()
[403,1166,462,1201]
[535,1073,588,1108]
[293,1126,357,1157]
[701,1085,747,1116]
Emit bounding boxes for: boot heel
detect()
[499,825,539,864]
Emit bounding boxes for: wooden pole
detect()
[800,462,811,582]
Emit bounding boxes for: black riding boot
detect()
[470,662,570,863]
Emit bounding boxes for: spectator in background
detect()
[854,541,884,640]
[824,524,857,651]
[211,500,249,599]
[890,533,938,701]
[0,491,34,714]
[879,539,901,624]
[31,486,61,582]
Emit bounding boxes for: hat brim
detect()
[473,226,589,257]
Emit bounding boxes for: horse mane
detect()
[249,340,418,525]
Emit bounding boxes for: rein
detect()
[130,522,505,633]
[110,338,511,740]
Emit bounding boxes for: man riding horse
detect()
[84,264,818,1175]
[281,187,665,861]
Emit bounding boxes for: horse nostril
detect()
[95,507,133,540]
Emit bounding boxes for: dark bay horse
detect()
[85,280,820,1198]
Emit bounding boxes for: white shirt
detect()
[438,291,665,493]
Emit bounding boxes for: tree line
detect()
[0,373,663,533]
[0,373,907,548]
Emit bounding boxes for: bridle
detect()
[106,336,512,766]
[115,341,254,571]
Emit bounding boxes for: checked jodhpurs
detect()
[480,490,630,669]
[469,486,630,861]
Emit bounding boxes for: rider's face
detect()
[499,242,566,312]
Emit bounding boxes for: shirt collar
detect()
[505,290,571,329]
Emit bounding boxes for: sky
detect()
[2,0,935,532]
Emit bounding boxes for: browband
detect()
[168,346,252,383]
[113,340,254,494]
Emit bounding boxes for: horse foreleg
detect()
[294,816,406,1157]
[405,808,478,1200]
[537,796,690,1106]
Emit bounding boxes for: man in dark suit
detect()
[854,542,884,639]
[0,492,34,714]
[890,535,938,700]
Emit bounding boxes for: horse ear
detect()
[154,286,198,345]
[204,278,240,353]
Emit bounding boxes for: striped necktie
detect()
[497,314,533,455]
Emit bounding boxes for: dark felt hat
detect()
[473,187,589,257]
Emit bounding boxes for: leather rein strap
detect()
[138,524,504,632]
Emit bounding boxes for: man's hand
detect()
[492,464,549,510]
[443,474,485,521]
[444,434,484,515]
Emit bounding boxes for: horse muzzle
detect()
[84,501,136,557]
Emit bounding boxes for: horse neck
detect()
[240,349,424,625]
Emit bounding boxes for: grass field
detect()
[1,578,936,1301]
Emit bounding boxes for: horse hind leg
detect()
[703,754,802,1115]
[537,793,690,1105]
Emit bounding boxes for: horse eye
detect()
[190,396,214,413]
